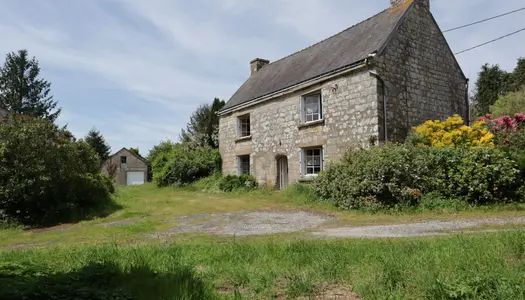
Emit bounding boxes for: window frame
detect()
[237,155,251,175]
[237,114,251,138]
[120,156,127,164]
[300,147,324,177]
[300,92,323,124]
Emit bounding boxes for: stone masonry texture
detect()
[375,1,468,141]
[219,70,379,187]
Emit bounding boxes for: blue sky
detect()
[1,0,524,155]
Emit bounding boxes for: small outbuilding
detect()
[102,147,148,186]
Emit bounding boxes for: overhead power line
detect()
[454,27,525,55]
[443,7,525,33]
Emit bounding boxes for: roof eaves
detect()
[110,147,149,164]
[219,59,368,114]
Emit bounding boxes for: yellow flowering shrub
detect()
[411,114,494,147]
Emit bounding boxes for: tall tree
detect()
[0,49,61,121]
[179,98,225,148]
[471,63,509,116]
[84,128,111,165]
[509,58,525,92]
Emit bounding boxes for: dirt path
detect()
[150,212,525,238]
[313,217,525,238]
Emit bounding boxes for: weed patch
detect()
[2,231,525,299]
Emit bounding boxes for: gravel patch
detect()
[99,217,146,227]
[150,211,330,237]
[313,217,525,238]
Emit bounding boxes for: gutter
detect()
[365,53,388,142]
[218,60,367,116]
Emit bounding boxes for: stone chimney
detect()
[390,0,429,10]
[250,58,270,75]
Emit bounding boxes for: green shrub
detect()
[0,116,116,226]
[218,174,258,192]
[417,192,471,212]
[313,144,523,210]
[189,172,222,192]
[489,86,525,117]
[152,144,221,187]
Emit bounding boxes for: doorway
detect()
[277,156,289,190]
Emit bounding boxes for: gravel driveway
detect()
[313,217,525,238]
[149,212,525,239]
[150,211,329,237]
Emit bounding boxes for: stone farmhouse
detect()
[218,0,468,189]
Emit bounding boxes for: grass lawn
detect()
[1,183,525,248]
[1,231,525,299]
[2,184,525,299]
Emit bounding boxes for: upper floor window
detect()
[237,114,251,137]
[120,156,127,164]
[301,92,322,123]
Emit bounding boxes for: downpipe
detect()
[365,53,388,142]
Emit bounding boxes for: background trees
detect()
[490,87,525,118]
[0,49,61,121]
[85,128,111,165]
[179,98,225,148]
[471,57,525,117]
[148,97,225,187]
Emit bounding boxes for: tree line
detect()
[471,57,525,117]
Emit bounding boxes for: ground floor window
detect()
[301,148,323,176]
[237,155,250,175]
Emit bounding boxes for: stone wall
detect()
[219,69,379,187]
[375,1,468,141]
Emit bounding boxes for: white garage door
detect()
[127,171,145,186]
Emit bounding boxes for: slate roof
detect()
[222,4,411,112]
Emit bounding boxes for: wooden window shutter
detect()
[235,118,240,137]
[299,149,304,176]
[300,97,305,123]
[319,94,323,120]
[321,147,325,171]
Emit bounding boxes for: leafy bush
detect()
[489,86,525,117]
[189,172,223,192]
[407,114,494,147]
[0,116,116,226]
[152,144,221,187]
[218,174,258,192]
[313,144,523,210]
[417,192,471,212]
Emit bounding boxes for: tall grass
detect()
[2,231,525,299]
